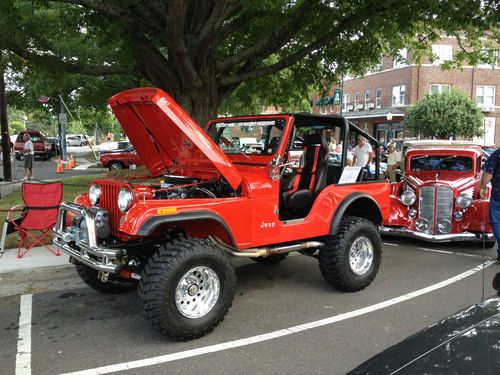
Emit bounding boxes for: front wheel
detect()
[138,238,236,341]
[108,161,124,171]
[319,217,381,292]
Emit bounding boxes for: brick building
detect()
[311,37,500,146]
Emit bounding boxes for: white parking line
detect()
[58,260,495,375]
[417,247,491,259]
[383,242,400,247]
[16,294,32,375]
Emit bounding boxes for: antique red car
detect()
[98,146,143,170]
[381,140,494,246]
[53,88,391,340]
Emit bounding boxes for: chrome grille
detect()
[419,186,435,232]
[418,185,453,234]
[99,183,122,237]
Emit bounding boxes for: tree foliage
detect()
[0,0,498,125]
[404,91,484,139]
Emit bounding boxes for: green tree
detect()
[404,91,484,139]
[0,1,498,125]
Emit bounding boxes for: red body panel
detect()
[384,146,491,236]
[99,151,143,168]
[108,88,242,189]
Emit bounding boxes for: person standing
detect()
[352,135,373,168]
[384,143,401,182]
[480,149,500,261]
[328,138,336,153]
[336,141,343,153]
[22,133,34,181]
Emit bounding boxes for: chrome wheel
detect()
[175,266,220,319]
[349,236,374,276]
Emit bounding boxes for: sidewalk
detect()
[0,247,79,297]
[0,246,71,274]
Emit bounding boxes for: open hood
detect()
[108,88,242,189]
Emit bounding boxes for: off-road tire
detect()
[251,253,288,265]
[319,216,381,292]
[108,161,124,171]
[75,262,134,294]
[138,238,236,341]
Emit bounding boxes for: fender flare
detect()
[329,192,383,235]
[137,210,237,247]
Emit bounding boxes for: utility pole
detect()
[58,94,67,161]
[0,53,12,182]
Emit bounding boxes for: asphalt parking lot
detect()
[1,238,499,375]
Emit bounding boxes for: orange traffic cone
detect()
[56,157,64,173]
[69,154,75,169]
[65,157,71,170]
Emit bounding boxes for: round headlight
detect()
[89,184,101,206]
[401,190,416,206]
[454,211,463,221]
[118,188,133,212]
[456,193,472,209]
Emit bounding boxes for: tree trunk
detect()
[0,56,12,182]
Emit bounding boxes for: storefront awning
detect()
[343,107,406,120]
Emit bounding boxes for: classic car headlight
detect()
[118,188,133,212]
[415,218,430,232]
[437,219,452,234]
[454,211,463,221]
[401,190,416,206]
[89,184,101,205]
[456,193,472,209]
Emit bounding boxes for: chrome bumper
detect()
[53,202,124,274]
[379,226,494,243]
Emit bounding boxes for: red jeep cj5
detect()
[53,88,390,340]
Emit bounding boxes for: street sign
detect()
[333,89,342,105]
[58,113,67,124]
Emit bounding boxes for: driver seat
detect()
[284,134,329,216]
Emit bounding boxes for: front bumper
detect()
[379,226,494,243]
[53,202,124,274]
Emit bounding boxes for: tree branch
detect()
[166,0,201,89]
[216,0,318,74]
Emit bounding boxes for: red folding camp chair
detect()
[0,182,62,258]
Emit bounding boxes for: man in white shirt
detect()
[352,135,373,169]
[23,133,34,181]
[384,143,401,182]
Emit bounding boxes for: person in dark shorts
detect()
[480,147,500,262]
[22,133,34,181]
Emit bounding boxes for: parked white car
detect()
[66,134,89,147]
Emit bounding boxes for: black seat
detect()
[284,134,329,216]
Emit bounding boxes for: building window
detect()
[476,86,496,107]
[393,48,407,68]
[342,94,350,111]
[354,92,360,109]
[431,44,453,65]
[430,84,451,94]
[478,49,499,69]
[375,89,382,108]
[364,90,370,106]
[392,85,406,106]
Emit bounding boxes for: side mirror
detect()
[268,154,282,180]
[287,150,304,169]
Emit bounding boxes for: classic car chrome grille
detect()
[99,183,122,237]
[418,186,453,234]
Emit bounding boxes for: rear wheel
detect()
[75,262,135,294]
[138,238,236,341]
[109,161,124,171]
[483,240,496,249]
[319,217,381,292]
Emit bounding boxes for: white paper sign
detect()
[338,166,362,184]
